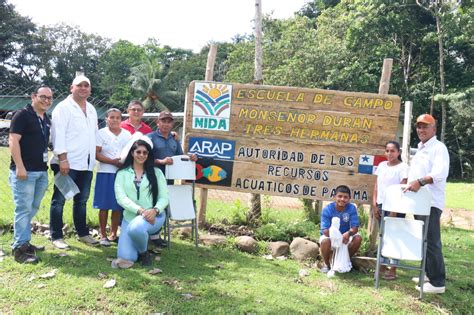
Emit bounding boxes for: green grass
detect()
[445,182,474,210]
[0,227,472,313]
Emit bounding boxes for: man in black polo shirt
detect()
[9,86,53,264]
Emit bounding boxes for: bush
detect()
[254,220,319,242]
[254,223,287,241]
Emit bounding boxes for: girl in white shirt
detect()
[373,140,408,280]
[93,109,132,246]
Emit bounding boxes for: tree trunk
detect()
[247,0,263,224]
[198,44,218,227]
[301,199,321,224]
[436,13,447,143]
[416,0,448,142]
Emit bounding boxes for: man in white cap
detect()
[404,113,449,294]
[49,75,99,248]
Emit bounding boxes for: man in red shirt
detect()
[120,100,153,135]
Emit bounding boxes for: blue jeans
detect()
[117,212,166,262]
[9,170,48,249]
[49,165,93,240]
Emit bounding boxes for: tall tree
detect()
[129,54,179,111]
[416,0,460,143]
[39,24,111,97]
[0,0,38,90]
[98,40,145,107]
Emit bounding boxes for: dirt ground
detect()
[203,189,473,230]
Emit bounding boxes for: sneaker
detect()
[78,235,99,246]
[52,239,70,250]
[26,242,45,254]
[151,238,167,248]
[412,276,430,284]
[138,252,152,267]
[320,265,329,274]
[13,244,39,264]
[99,238,111,247]
[416,282,445,294]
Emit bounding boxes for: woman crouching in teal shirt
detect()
[114,138,168,266]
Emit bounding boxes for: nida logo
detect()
[192,82,232,131]
[188,137,235,160]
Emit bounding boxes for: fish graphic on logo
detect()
[196,164,227,182]
[193,82,232,131]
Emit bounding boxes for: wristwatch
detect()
[348,231,354,236]
[417,178,427,186]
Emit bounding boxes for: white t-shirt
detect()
[96,127,132,173]
[375,161,409,204]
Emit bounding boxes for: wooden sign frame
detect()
[183,81,401,203]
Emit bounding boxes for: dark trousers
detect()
[50,165,93,240]
[416,207,446,287]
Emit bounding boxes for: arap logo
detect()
[188,137,235,160]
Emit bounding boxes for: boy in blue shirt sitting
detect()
[319,185,362,273]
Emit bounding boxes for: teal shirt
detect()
[114,166,169,222]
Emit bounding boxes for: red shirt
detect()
[120,119,153,135]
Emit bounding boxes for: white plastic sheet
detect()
[328,217,352,276]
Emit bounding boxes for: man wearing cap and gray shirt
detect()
[404,113,449,294]
[49,75,99,249]
[148,112,196,246]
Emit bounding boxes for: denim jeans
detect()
[9,170,48,249]
[49,165,93,240]
[415,207,446,287]
[117,212,166,262]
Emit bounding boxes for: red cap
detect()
[415,114,436,125]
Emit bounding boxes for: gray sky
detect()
[9,0,308,52]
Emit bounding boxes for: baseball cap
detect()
[72,75,90,86]
[415,114,436,125]
[158,111,174,120]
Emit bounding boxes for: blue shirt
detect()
[148,130,183,172]
[320,202,359,235]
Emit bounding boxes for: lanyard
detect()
[37,116,48,150]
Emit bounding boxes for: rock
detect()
[289,237,319,262]
[269,241,289,257]
[175,227,192,239]
[351,256,377,273]
[199,234,227,246]
[299,269,310,277]
[235,236,258,253]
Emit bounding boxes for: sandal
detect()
[100,238,111,247]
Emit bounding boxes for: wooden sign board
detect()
[183,81,401,203]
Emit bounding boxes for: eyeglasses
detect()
[134,150,148,155]
[129,108,143,112]
[37,95,53,101]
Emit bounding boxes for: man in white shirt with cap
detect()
[404,113,449,294]
[49,75,99,249]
